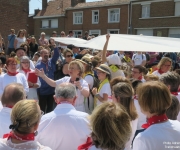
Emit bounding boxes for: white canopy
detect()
[52,34,180,52]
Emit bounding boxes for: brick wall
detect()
[0,0,29,50]
[65,4,129,36]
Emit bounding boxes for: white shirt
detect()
[134,99,146,130]
[97,82,111,106]
[18,69,41,100]
[15,37,26,48]
[84,75,94,89]
[55,76,89,112]
[176,94,180,122]
[132,54,146,66]
[0,73,29,97]
[0,138,51,150]
[133,120,180,150]
[37,103,91,150]
[0,107,11,138]
[0,102,2,110]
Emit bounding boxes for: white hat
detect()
[107,54,122,66]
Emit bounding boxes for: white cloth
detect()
[125,119,138,150]
[0,138,51,150]
[107,54,122,66]
[97,82,111,106]
[18,69,41,101]
[0,102,2,110]
[55,76,89,112]
[0,73,29,97]
[37,103,91,150]
[0,107,11,138]
[132,54,146,66]
[15,37,26,48]
[84,75,94,114]
[134,99,146,130]
[133,120,180,150]
[176,94,180,122]
[152,70,170,78]
[111,69,125,79]
[118,53,124,59]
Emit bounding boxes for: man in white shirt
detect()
[132,52,146,66]
[37,83,91,150]
[0,83,26,138]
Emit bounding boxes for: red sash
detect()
[78,137,92,150]
[142,114,168,129]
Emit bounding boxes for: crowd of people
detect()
[0,30,180,150]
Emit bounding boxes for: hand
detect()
[92,88,97,95]
[28,81,33,87]
[74,81,82,90]
[106,34,110,40]
[35,68,45,78]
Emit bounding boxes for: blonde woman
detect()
[35,60,89,112]
[111,82,138,150]
[0,100,51,150]
[152,57,172,77]
[14,30,26,49]
[78,102,132,150]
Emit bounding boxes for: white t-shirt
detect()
[132,54,146,66]
[55,76,89,112]
[0,102,2,111]
[84,75,94,89]
[133,120,180,150]
[15,37,26,48]
[0,73,29,97]
[97,82,111,106]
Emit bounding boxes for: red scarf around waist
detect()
[142,114,168,129]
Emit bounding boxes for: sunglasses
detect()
[66,55,73,58]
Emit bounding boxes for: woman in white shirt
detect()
[17,56,41,101]
[35,60,89,112]
[92,64,111,107]
[14,30,26,49]
[111,82,138,150]
[133,81,180,150]
[0,100,51,150]
[152,57,172,77]
[78,102,132,150]
[79,56,94,114]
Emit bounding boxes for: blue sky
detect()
[29,0,101,14]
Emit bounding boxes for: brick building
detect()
[131,0,180,37]
[0,0,31,48]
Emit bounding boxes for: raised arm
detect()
[102,34,110,64]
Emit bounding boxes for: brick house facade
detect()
[131,0,180,38]
[0,0,31,47]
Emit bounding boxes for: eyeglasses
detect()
[66,55,73,58]
[68,67,79,70]
[96,71,104,74]
[21,61,29,64]
[8,64,17,66]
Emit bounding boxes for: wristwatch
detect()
[95,93,100,98]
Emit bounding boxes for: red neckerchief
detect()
[142,114,168,129]
[171,92,178,96]
[41,60,49,72]
[3,131,35,141]
[158,69,164,75]
[78,137,92,150]
[133,95,138,100]
[7,71,19,76]
[5,105,13,108]
[178,89,180,93]
[138,76,142,80]
[22,68,31,75]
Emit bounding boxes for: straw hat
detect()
[84,54,94,59]
[96,64,111,75]
[78,56,91,65]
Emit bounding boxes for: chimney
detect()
[71,0,85,7]
[42,0,48,10]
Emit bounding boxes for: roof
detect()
[35,0,71,17]
[68,0,130,9]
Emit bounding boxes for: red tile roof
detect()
[35,0,71,17]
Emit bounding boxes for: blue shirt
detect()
[8,34,16,48]
[36,47,59,95]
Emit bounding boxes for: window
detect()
[74,30,82,38]
[107,29,119,34]
[73,12,83,24]
[169,28,180,38]
[137,29,153,36]
[108,9,120,23]
[89,30,101,36]
[142,4,150,18]
[92,10,99,24]
[175,1,180,16]
[41,19,58,28]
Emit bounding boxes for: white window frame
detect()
[73,30,82,38]
[108,8,120,23]
[174,0,180,16]
[141,3,150,18]
[107,29,120,34]
[51,19,58,28]
[89,30,101,36]
[42,20,49,28]
[73,11,83,24]
[92,10,99,24]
